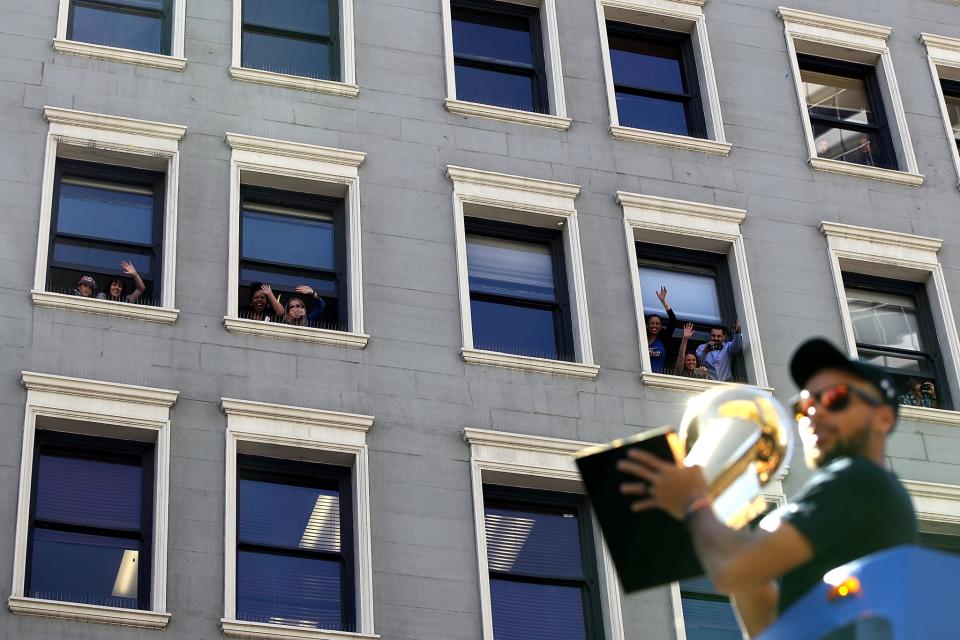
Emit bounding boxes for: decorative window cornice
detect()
[225,133,366,168]
[43,106,187,141]
[819,222,942,258]
[902,480,960,525]
[447,166,580,201]
[920,32,960,60]
[777,7,891,45]
[463,428,589,456]
[221,398,374,434]
[22,371,178,407]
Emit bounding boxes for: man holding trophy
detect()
[615,338,917,636]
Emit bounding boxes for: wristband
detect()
[684,496,711,522]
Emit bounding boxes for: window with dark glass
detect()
[680,576,741,640]
[799,55,897,170]
[239,185,345,329]
[26,431,154,610]
[636,243,745,381]
[607,22,705,137]
[241,0,340,80]
[237,455,354,631]
[451,0,547,113]
[483,486,603,640]
[48,159,164,305]
[940,79,960,156]
[466,218,573,361]
[67,0,172,54]
[844,274,950,410]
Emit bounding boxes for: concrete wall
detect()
[1,0,959,638]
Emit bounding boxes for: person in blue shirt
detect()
[646,287,677,374]
[696,321,742,382]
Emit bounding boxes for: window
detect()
[236,455,353,631]
[448,166,596,378]
[940,79,960,156]
[221,398,376,640]
[238,186,345,331]
[844,274,950,410]
[11,372,176,629]
[921,34,960,186]
[483,486,603,640]
[27,432,154,610]
[800,55,895,170]
[47,160,164,306]
[467,219,573,362]
[678,576,740,640]
[778,8,922,186]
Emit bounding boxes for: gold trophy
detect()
[575,386,794,591]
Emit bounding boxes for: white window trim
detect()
[777,7,923,186]
[220,398,377,640]
[462,428,625,640]
[230,0,359,97]
[904,480,960,527]
[920,33,960,190]
[617,192,770,390]
[595,0,730,155]
[447,165,598,379]
[33,106,186,324]
[54,0,187,70]
[440,0,571,130]
[9,372,177,629]
[225,133,368,348]
[820,221,960,424]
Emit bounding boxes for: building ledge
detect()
[641,372,773,393]
[610,125,732,155]
[53,38,186,70]
[32,291,179,324]
[809,157,924,186]
[224,317,369,348]
[229,66,359,97]
[444,98,572,130]
[461,348,599,379]
[899,405,960,427]
[8,596,170,629]
[221,619,379,640]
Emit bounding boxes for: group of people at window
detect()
[239,283,327,326]
[645,286,743,382]
[71,261,147,304]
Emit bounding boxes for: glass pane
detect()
[242,31,334,80]
[57,180,155,245]
[239,479,341,553]
[858,349,924,372]
[52,240,153,279]
[239,268,337,299]
[616,93,690,136]
[467,235,556,302]
[244,0,330,37]
[637,266,722,325]
[29,529,143,609]
[242,209,335,271]
[944,93,960,141]
[812,125,885,168]
[609,38,685,93]
[490,578,586,640]
[452,16,533,65]
[237,550,343,630]
[35,454,143,530]
[888,370,940,409]
[845,288,922,351]
[471,299,560,360]
[70,4,164,54]
[455,65,537,112]
[680,596,742,640]
[485,507,583,580]
[802,69,874,125]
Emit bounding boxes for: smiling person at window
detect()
[95,260,146,304]
[72,275,99,297]
[647,286,678,374]
[696,321,742,382]
[240,283,284,322]
[673,322,708,379]
[280,285,326,327]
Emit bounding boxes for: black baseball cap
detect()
[790,338,898,417]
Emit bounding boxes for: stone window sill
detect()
[610,125,732,155]
[461,348,599,379]
[641,372,773,394]
[444,98,572,130]
[221,619,379,640]
[53,38,186,70]
[32,290,179,324]
[224,317,369,348]
[8,596,170,629]
[808,157,924,186]
[229,66,359,97]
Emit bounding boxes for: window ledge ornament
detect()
[898,405,960,427]
[808,157,924,186]
[31,291,180,324]
[53,38,187,70]
[444,98,573,130]
[8,596,170,629]
[222,619,379,640]
[609,126,732,155]
[641,372,773,394]
[43,106,188,141]
[461,348,599,379]
[223,317,369,349]
[229,66,360,97]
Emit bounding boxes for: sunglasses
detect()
[791,383,884,422]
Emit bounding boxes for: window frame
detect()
[230,0,359,97]
[920,33,960,190]
[54,0,186,69]
[240,0,340,83]
[10,372,177,628]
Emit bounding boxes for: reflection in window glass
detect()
[454,66,536,112]
[638,266,721,326]
[803,70,873,125]
[616,94,688,136]
[242,208,335,271]
[242,32,333,80]
[244,0,331,36]
[942,82,960,155]
[57,180,154,245]
[241,0,338,81]
[467,235,555,302]
[609,40,684,94]
[69,0,168,54]
[452,17,532,65]
[846,288,921,351]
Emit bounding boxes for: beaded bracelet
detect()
[684,496,712,522]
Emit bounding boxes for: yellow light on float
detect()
[827,576,862,602]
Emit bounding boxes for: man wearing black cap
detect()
[617,338,917,636]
